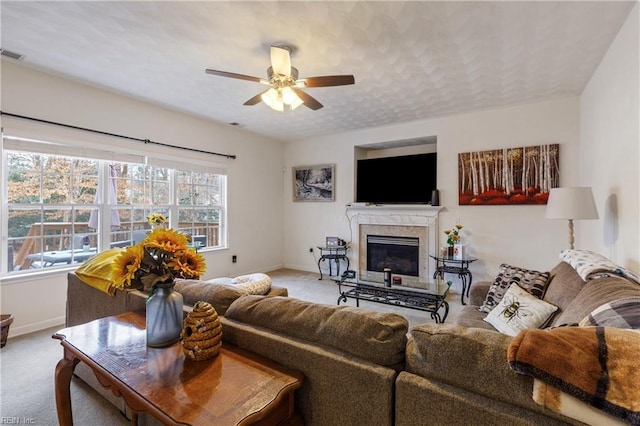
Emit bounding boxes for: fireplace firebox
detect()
[366,235,419,277]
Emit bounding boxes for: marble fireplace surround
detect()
[348,205,442,288]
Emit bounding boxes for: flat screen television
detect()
[356,153,437,204]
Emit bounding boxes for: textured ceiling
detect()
[0,1,635,142]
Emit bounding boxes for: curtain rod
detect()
[0,111,237,160]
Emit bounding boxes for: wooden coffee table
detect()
[53,311,304,426]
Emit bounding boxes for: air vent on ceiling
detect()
[0,49,25,61]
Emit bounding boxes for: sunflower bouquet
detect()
[148,213,168,227]
[112,228,206,292]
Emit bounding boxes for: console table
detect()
[317,246,349,280]
[53,311,304,426]
[430,255,477,305]
[334,275,451,323]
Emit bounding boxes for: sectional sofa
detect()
[64,252,639,425]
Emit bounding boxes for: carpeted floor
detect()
[0,268,464,425]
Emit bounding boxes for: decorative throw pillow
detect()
[479,264,550,313]
[74,248,125,295]
[230,273,272,295]
[559,249,640,285]
[579,297,640,329]
[484,284,558,336]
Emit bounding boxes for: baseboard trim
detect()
[10,316,65,338]
[282,264,319,274]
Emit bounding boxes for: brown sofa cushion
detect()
[454,306,494,330]
[153,278,287,316]
[407,324,537,411]
[174,279,244,315]
[543,262,586,311]
[225,295,408,367]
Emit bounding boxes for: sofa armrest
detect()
[406,324,540,412]
[66,272,130,326]
[469,280,491,306]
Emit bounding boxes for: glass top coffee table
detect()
[334,273,452,323]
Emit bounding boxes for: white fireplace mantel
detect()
[347,205,443,285]
[347,204,442,225]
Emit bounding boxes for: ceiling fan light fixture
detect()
[261,88,284,112]
[206,44,353,112]
[281,87,298,105]
[289,94,304,110]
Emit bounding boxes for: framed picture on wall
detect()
[292,164,335,202]
[458,143,559,205]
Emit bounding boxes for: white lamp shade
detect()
[261,88,284,112]
[545,187,599,220]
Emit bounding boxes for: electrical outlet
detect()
[232,255,237,263]
[309,248,314,253]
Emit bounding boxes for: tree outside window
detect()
[3,145,225,274]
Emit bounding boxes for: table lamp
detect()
[545,187,599,249]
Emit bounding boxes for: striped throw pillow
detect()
[579,297,640,329]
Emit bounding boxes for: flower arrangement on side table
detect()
[443,224,463,247]
[443,224,464,258]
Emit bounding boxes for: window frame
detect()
[1,134,227,277]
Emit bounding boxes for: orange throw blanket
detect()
[508,326,640,425]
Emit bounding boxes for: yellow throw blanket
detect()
[508,326,640,425]
[75,248,124,295]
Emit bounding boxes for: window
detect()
[3,136,226,274]
[176,170,224,250]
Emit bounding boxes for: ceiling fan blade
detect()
[243,91,268,106]
[300,75,355,88]
[292,88,323,110]
[270,46,291,77]
[206,69,264,83]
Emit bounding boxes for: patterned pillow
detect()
[579,297,640,329]
[231,273,272,295]
[559,249,640,285]
[479,264,550,313]
[484,284,558,336]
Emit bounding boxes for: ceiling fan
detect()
[205,45,355,111]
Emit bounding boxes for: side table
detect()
[430,255,477,305]
[317,246,349,280]
[53,311,304,426]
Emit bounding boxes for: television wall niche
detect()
[356,153,437,204]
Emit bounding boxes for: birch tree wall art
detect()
[458,144,559,205]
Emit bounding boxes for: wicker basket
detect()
[1,314,14,348]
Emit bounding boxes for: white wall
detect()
[579,4,639,272]
[0,62,285,336]
[284,97,581,292]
